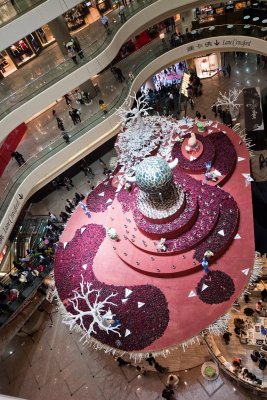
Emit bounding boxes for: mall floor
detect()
[0,147,258,400]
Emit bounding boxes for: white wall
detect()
[0,34,266,252]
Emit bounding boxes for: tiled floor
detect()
[0,304,255,400]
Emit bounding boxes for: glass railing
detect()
[0,24,266,219]
[0,0,47,27]
[0,0,157,121]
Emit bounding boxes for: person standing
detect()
[72,37,84,60]
[67,45,78,65]
[122,0,127,6]
[119,3,126,23]
[62,133,70,144]
[226,63,231,78]
[11,151,26,166]
[75,89,85,105]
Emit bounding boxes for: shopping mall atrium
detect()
[1,0,267,399]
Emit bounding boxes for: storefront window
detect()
[36,25,55,46]
[0,0,17,25]
[194,53,221,79]
[8,38,36,67]
[0,50,17,77]
[64,6,87,31]
[96,0,112,14]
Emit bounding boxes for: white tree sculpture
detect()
[62,275,121,343]
[117,92,152,127]
[214,88,242,119]
[116,92,192,179]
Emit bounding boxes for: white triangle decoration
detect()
[125,288,133,298]
[202,283,208,291]
[208,129,213,134]
[242,268,250,276]
[81,227,86,234]
[238,156,245,162]
[234,233,241,239]
[242,173,254,182]
[98,192,105,197]
[138,302,145,308]
[82,264,87,270]
[190,156,196,161]
[121,298,128,303]
[188,290,197,298]
[213,169,222,177]
[125,329,131,337]
[218,230,225,236]
[106,198,113,204]
[64,242,68,249]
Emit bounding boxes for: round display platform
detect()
[54,120,254,355]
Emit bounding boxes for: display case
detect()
[64,7,86,31]
[235,1,247,10]
[215,7,225,15]
[7,37,37,67]
[36,25,55,47]
[0,50,16,77]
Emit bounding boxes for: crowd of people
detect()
[0,226,56,317]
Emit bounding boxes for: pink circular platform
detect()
[54,121,255,354]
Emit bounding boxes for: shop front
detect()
[96,0,112,14]
[193,53,221,79]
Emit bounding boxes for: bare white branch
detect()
[62,275,121,344]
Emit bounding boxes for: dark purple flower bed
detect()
[196,270,235,304]
[86,178,117,212]
[194,195,239,261]
[117,187,137,213]
[209,131,237,177]
[132,192,198,239]
[54,224,169,351]
[163,174,221,252]
[171,134,215,173]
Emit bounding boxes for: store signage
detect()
[186,37,252,54]
[0,194,24,246]
[180,72,190,97]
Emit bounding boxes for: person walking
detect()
[72,107,81,123]
[122,0,127,6]
[11,151,26,166]
[115,66,125,82]
[62,133,70,144]
[99,99,108,114]
[63,93,72,105]
[119,3,127,23]
[227,63,231,78]
[101,14,110,33]
[56,117,65,131]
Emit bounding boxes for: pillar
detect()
[180,10,194,33]
[48,16,72,56]
[79,79,97,99]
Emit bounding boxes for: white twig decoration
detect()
[117,92,152,127]
[62,275,121,344]
[214,88,242,119]
[204,313,231,335]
